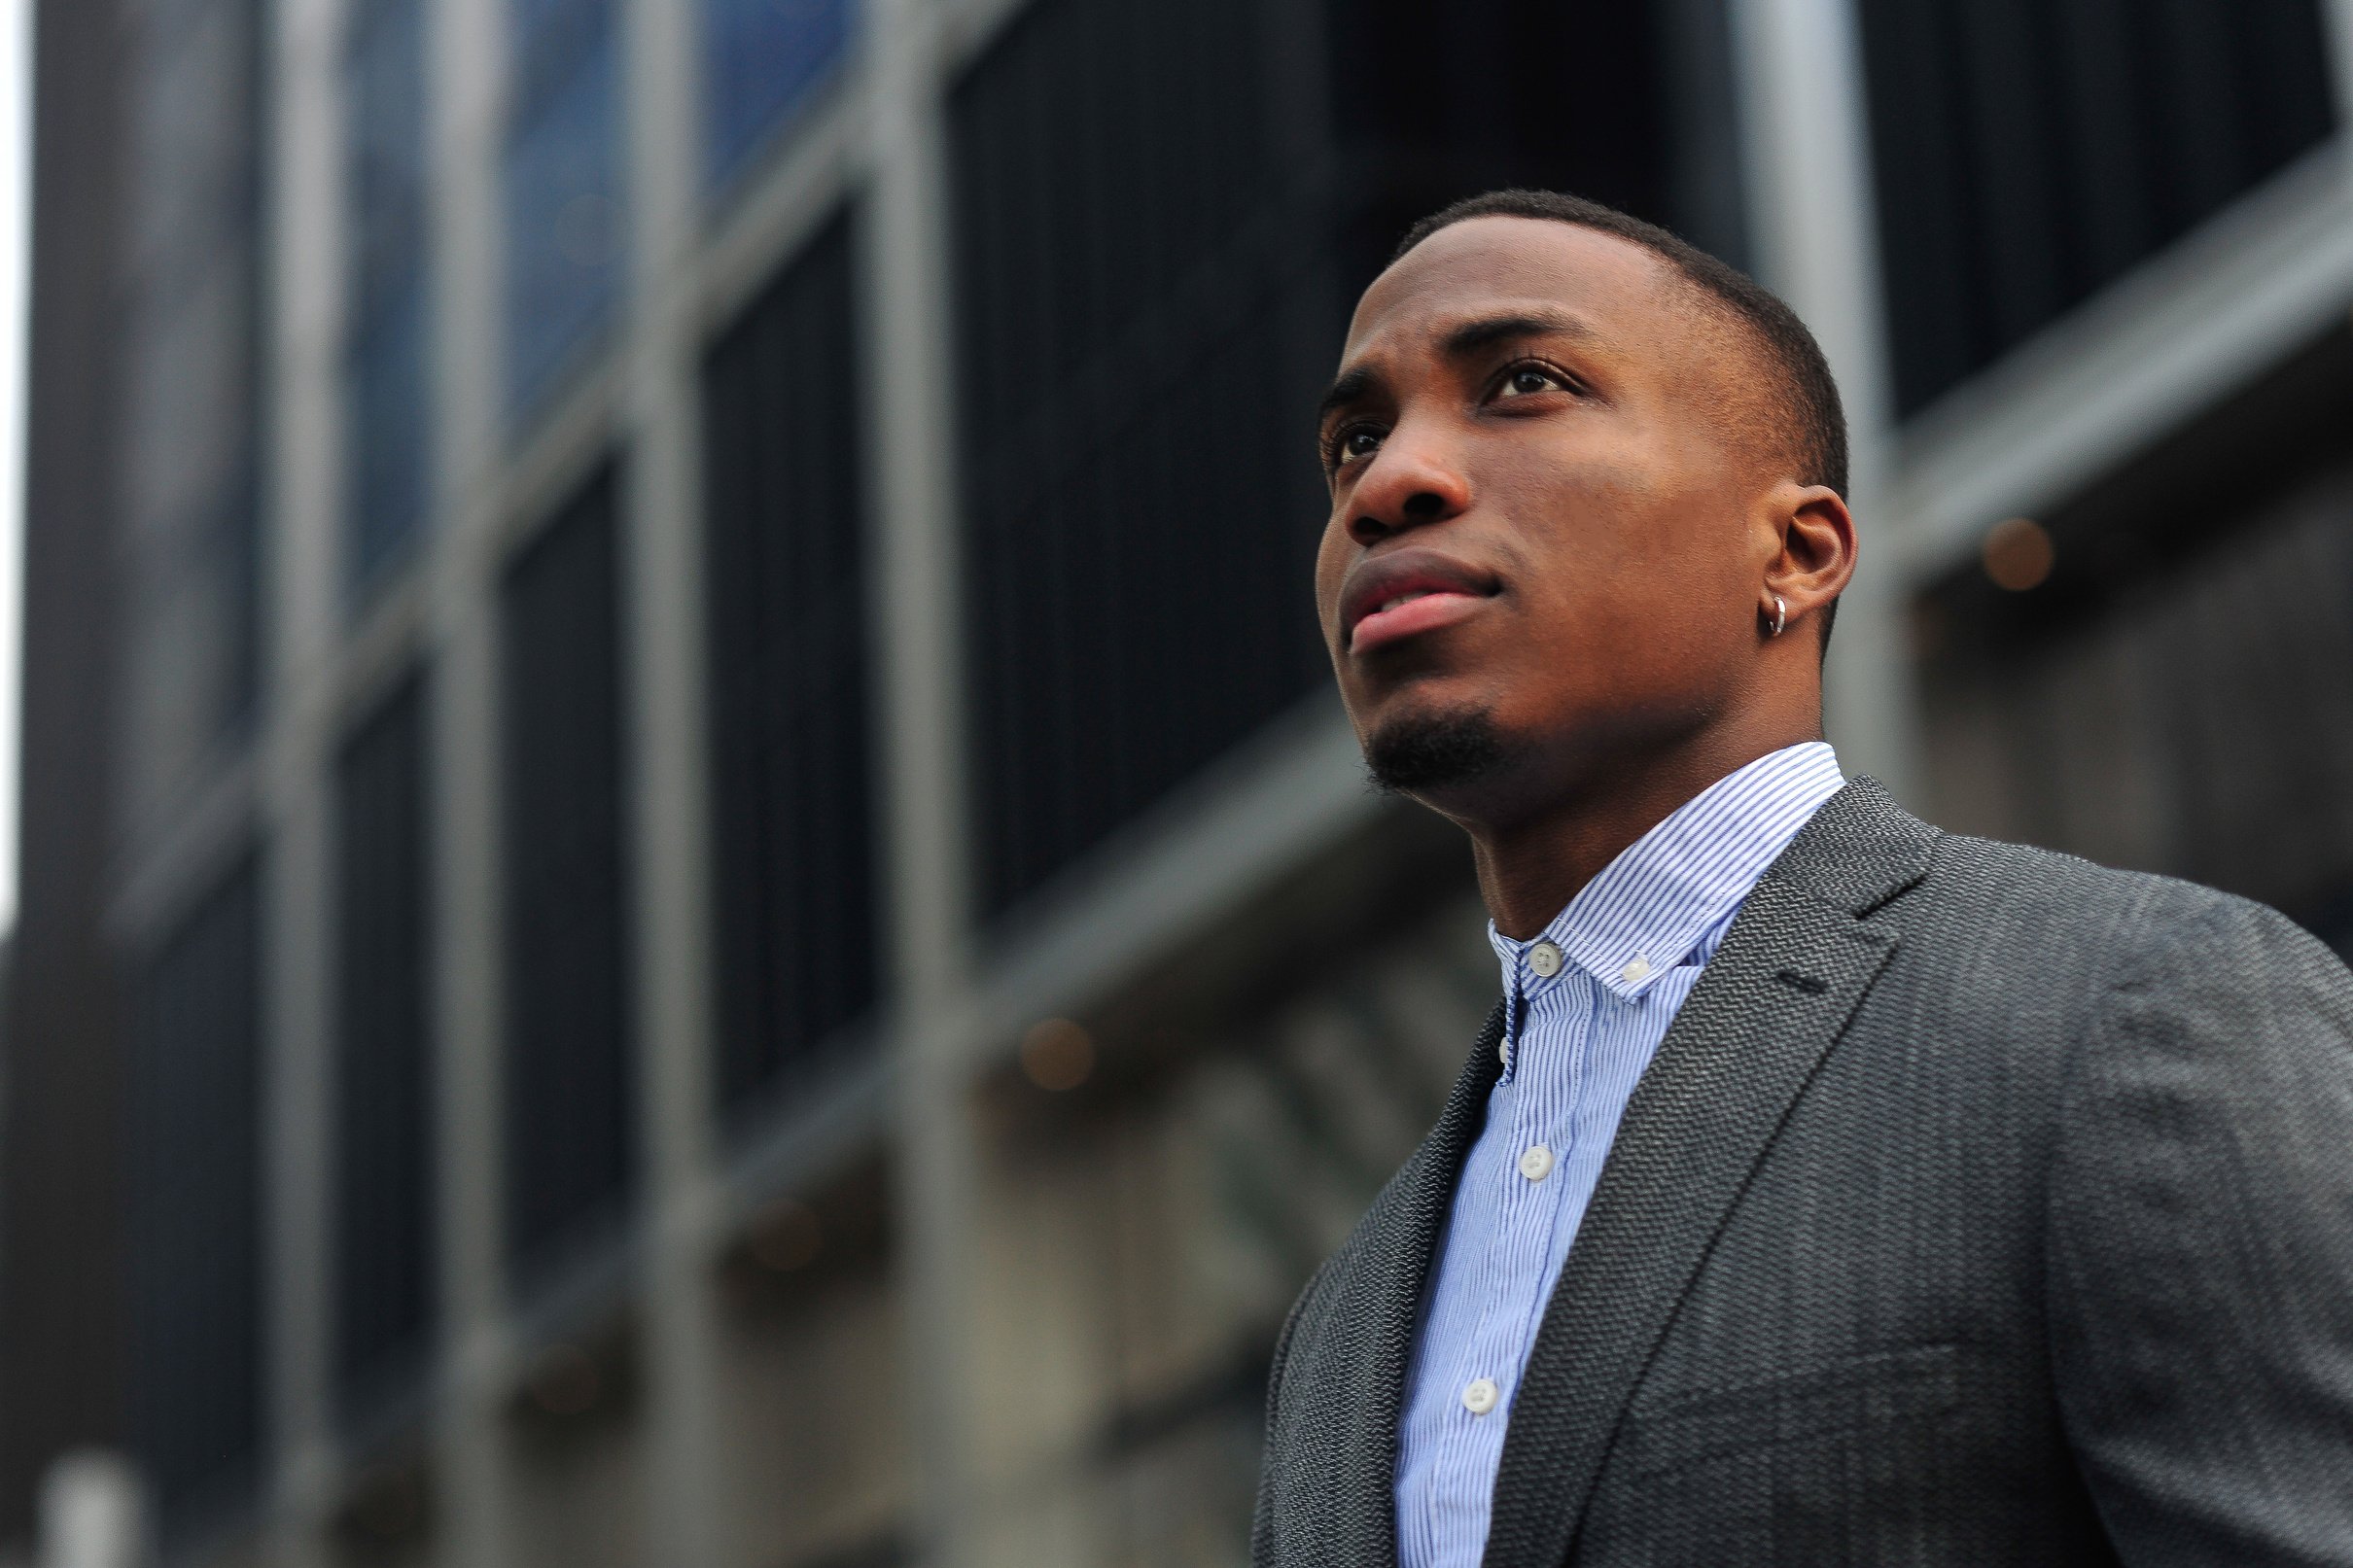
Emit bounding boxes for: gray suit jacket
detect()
[1252,778,2353,1566]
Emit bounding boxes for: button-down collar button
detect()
[1461,1376,1500,1415]
[1528,941,1564,978]
[1518,1144,1555,1182]
[1620,955,1650,985]
[1496,1039,1509,1068]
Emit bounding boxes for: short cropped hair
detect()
[1393,190,1849,501]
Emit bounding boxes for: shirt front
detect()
[1393,743,1847,1568]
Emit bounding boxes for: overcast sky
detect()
[0,0,28,934]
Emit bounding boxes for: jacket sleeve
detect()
[2049,891,2353,1564]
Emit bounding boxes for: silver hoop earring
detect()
[1771,596,1787,637]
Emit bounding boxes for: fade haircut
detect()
[1392,191,1849,647]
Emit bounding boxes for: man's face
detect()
[1314,216,1783,824]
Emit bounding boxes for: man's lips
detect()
[1339,549,1499,655]
[1350,591,1486,654]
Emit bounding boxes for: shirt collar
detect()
[1489,742,1846,1003]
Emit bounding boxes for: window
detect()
[950,0,1327,917]
[703,212,880,1117]
[505,0,625,415]
[346,0,433,593]
[1859,0,2338,417]
[131,857,265,1537]
[1323,0,1741,292]
[950,0,1730,915]
[500,468,633,1286]
[118,0,268,826]
[333,674,437,1423]
[702,0,853,188]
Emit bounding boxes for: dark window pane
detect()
[1324,0,1716,288]
[703,211,881,1117]
[950,0,1326,917]
[1860,0,2338,416]
[346,0,433,591]
[130,857,266,1538]
[505,0,625,415]
[348,278,432,588]
[333,673,437,1423]
[702,0,854,187]
[500,468,634,1287]
[950,0,1723,915]
[119,0,270,819]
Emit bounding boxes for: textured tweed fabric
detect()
[1251,778,2353,1567]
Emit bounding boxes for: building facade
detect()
[4,0,2351,1563]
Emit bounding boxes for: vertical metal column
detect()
[260,0,346,1559]
[425,0,515,1562]
[861,3,983,1562]
[618,0,727,1561]
[1728,0,1921,801]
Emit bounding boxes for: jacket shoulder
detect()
[1920,830,2339,975]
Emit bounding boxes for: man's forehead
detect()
[1342,216,1674,360]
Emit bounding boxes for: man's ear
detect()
[1759,482,1855,638]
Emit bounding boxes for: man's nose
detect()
[1347,426,1470,546]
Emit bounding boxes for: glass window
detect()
[118,0,268,826]
[702,212,880,1119]
[500,468,634,1288]
[1859,0,2337,417]
[504,0,625,416]
[131,858,265,1537]
[702,0,854,187]
[333,674,437,1425]
[948,0,1716,915]
[346,0,432,592]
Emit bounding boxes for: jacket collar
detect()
[1480,776,1936,1566]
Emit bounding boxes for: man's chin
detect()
[1362,707,1512,797]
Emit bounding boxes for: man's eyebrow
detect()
[1438,309,1597,360]
[1317,310,1597,423]
[1317,366,1379,423]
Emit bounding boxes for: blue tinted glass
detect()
[511,0,609,83]
[505,3,625,414]
[349,279,430,586]
[703,0,853,185]
[347,0,432,595]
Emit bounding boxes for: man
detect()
[1251,189,2353,1566]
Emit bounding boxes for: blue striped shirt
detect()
[1393,743,1848,1567]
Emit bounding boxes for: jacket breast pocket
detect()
[1622,1344,1962,1568]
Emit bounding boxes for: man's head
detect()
[1314,190,1857,828]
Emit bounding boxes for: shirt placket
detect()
[1458,961,1588,1425]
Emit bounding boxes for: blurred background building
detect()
[0,0,2348,1562]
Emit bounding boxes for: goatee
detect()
[1364,708,1509,794]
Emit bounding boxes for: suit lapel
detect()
[1480,779,1936,1568]
[1310,1001,1506,1566]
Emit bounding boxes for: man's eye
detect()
[1332,427,1384,465]
[1498,366,1567,399]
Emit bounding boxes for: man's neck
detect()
[1465,728,1822,940]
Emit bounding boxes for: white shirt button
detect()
[1620,955,1650,984]
[1528,941,1564,978]
[1461,1376,1500,1415]
[1496,1039,1509,1067]
[1518,1143,1555,1182]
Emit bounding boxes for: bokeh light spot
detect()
[1982,516,2055,591]
[524,1342,602,1416]
[1020,1018,1095,1091]
[748,1197,822,1272]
